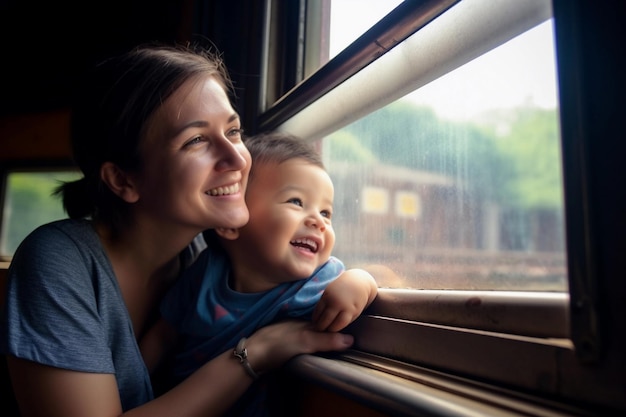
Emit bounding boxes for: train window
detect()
[257,0,623,413]
[0,170,79,259]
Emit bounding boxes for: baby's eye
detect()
[321,210,332,219]
[287,197,303,207]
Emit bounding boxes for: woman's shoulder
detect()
[11,219,102,270]
[32,218,94,236]
[7,218,116,307]
[20,218,96,248]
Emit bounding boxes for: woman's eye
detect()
[287,197,303,207]
[227,128,244,139]
[184,136,203,147]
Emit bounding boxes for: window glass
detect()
[325,12,565,291]
[329,0,403,59]
[1,170,80,258]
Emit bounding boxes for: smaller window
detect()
[1,170,80,259]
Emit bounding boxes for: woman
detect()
[0,44,354,417]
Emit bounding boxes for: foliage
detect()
[492,108,563,209]
[2,171,79,255]
[324,130,377,164]
[325,100,562,210]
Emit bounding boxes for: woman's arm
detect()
[8,320,354,417]
[7,357,124,417]
[132,321,354,417]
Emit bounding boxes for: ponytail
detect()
[54,177,96,220]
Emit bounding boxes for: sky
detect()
[329,1,559,121]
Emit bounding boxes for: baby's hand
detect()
[312,268,378,332]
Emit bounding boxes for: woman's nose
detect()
[214,137,248,171]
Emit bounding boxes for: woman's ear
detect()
[215,227,240,240]
[100,161,140,203]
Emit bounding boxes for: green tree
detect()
[324,101,561,211]
[327,101,509,201]
[324,130,377,163]
[493,107,563,209]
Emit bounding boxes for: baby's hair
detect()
[244,131,324,180]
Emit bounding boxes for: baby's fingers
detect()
[314,308,355,332]
[312,300,338,331]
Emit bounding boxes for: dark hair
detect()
[244,131,324,181]
[56,43,234,234]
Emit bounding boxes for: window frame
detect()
[258,0,459,131]
[256,0,626,414]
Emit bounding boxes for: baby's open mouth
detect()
[290,238,318,253]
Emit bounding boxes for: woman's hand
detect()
[244,320,354,374]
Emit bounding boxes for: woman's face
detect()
[133,75,251,233]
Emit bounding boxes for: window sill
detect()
[286,351,595,417]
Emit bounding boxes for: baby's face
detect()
[237,158,335,284]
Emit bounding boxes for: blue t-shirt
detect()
[161,248,345,380]
[160,246,345,416]
[0,219,153,411]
